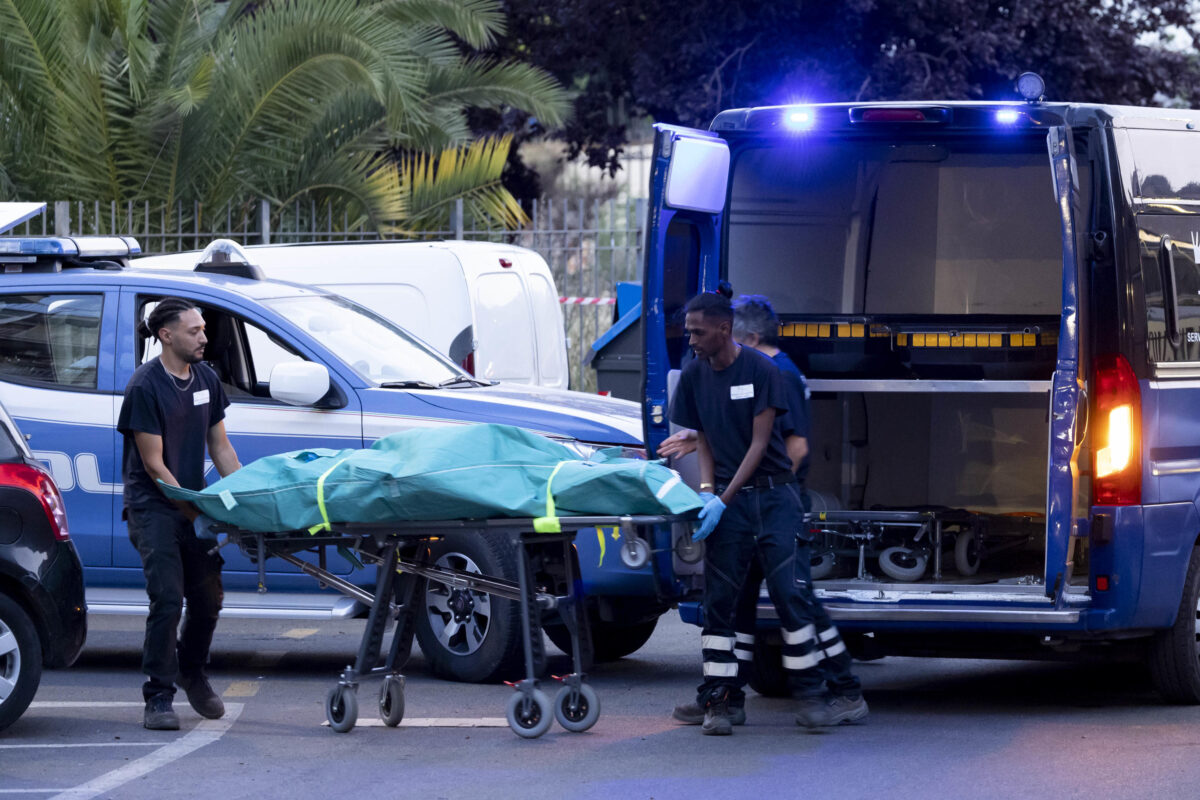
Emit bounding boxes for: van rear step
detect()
[86,587,364,619]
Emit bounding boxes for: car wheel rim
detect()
[0,618,20,703]
[424,552,492,656]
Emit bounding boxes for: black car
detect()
[0,400,86,731]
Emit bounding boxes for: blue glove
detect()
[192,513,218,542]
[693,492,726,541]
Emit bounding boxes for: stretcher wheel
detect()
[877,546,927,581]
[325,686,358,733]
[379,676,405,727]
[809,551,835,581]
[553,683,600,732]
[506,688,552,739]
[954,532,981,576]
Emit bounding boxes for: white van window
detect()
[527,273,565,385]
[473,273,535,381]
[726,137,1073,317]
[261,294,460,384]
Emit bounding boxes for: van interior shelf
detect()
[807,378,1052,393]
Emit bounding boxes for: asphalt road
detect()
[5,612,1200,800]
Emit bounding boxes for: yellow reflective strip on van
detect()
[837,323,851,337]
[807,323,819,337]
[852,323,865,337]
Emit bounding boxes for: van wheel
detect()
[546,616,658,664]
[1149,547,1200,703]
[878,547,927,582]
[414,533,541,683]
[0,593,42,731]
[746,637,789,698]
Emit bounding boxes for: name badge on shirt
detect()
[193,389,210,406]
[730,384,754,400]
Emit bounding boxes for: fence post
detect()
[53,201,71,236]
[259,199,271,244]
[450,198,464,240]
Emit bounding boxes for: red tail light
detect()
[0,462,70,540]
[460,351,476,376]
[1092,354,1141,506]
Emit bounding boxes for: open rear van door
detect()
[1045,125,1089,603]
[641,125,730,454]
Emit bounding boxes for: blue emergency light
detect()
[995,109,1021,124]
[784,107,815,130]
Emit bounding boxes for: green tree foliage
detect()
[497,0,1200,173]
[0,0,569,231]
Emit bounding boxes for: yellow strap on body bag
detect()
[533,461,569,533]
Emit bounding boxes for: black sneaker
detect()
[144,694,180,731]
[795,694,868,728]
[179,674,225,720]
[701,699,734,736]
[672,701,746,726]
[794,696,832,728]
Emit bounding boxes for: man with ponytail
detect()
[118,297,242,730]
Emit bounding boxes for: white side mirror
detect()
[269,361,330,406]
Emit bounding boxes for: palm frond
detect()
[370,0,505,49]
[424,58,571,128]
[398,135,526,231]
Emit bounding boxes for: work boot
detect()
[672,701,746,726]
[795,694,868,728]
[701,698,734,736]
[143,694,180,731]
[179,674,225,720]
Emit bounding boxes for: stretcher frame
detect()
[212,513,679,738]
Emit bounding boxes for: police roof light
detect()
[1016,72,1045,102]
[0,236,140,258]
[995,109,1021,124]
[784,107,815,130]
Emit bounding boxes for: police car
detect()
[0,233,661,683]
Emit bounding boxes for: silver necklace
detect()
[160,359,195,392]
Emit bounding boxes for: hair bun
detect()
[716,280,733,299]
[136,320,151,338]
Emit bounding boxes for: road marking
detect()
[0,743,161,749]
[323,717,509,728]
[47,703,243,800]
[224,681,260,697]
[282,628,319,639]
[30,702,143,708]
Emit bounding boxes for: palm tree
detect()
[0,0,568,233]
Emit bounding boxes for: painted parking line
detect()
[8,702,245,800]
[282,628,319,639]
[324,717,509,728]
[223,680,260,697]
[0,742,162,749]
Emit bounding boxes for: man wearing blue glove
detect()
[118,298,241,730]
[668,290,866,735]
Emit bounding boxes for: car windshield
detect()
[260,294,462,385]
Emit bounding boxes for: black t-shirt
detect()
[118,358,229,513]
[670,346,793,483]
[773,351,811,484]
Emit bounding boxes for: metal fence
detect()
[9,197,647,393]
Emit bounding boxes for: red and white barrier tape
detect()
[558,296,616,305]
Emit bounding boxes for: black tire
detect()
[0,593,42,732]
[506,688,552,739]
[379,676,405,727]
[954,532,982,577]
[1149,546,1200,703]
[546,616,658,663]
[325,686,358,733]
[746,637,789,698]
[414,532,533,683]
[878,546,927,582]
[553,683,600,732]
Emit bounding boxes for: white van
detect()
[134,240,570,389]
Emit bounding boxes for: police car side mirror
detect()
[269,361,331,406]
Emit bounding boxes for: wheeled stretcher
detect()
[805,508,1041,582]
[212,514,679,738]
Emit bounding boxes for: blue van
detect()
[641,93,1200,701]
[0,235,662,682]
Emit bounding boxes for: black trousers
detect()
[127,508,224,701]
[697,483,860,706]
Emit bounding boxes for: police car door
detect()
[112,288,363,578]
[1045,126,1089,604]
[642,125,730,455]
